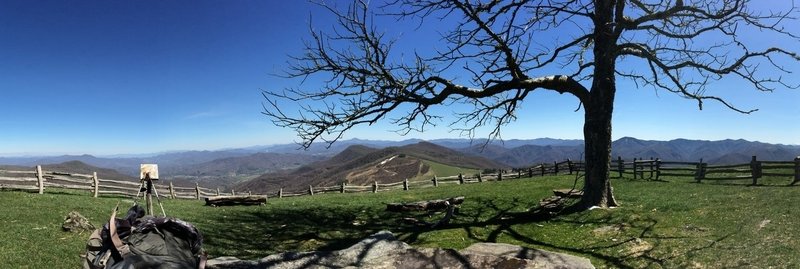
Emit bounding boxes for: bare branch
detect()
[265,0,799,149]
[264,0,592,148]
[615,0,800,113]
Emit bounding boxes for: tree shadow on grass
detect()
[448,197,739,268]
[197,196,738,268]
[196,203,484,268]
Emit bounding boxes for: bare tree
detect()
[264,0,799,209]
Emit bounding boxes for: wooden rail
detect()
[0,165,222,200]
[608,156,800,185]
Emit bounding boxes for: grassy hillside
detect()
[419,160,481,179]
[3,174,800,268]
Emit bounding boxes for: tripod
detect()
[136,173,166,216]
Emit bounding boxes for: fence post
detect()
[458,173,464,184]
[540,163,546,176]
[649,157,654,179]
[92,172,99,198]
[528,168,533,178]
[169,182,176,199]
[36,165,44,194]
[216,187,220,196]
[309,185,314,196]
[695,159,705,183]
[477,172,483,182]
[433,176,438,187]
[279,188,283,198]
[403,178,409,190]
[655,159,661,181]
[633,158,638,180]
[498,171,503,181]
[554,161,559,174]
[793,156,800,185]
[373,181,378,193]
[567,159,573,174]
[195,183,200,200]
[341,182,346,193]
[232,189,236,196]
[750,155,762,185]
[617,156,624,178]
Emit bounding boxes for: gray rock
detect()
[462,243,595,269]
[62,211,94,233]
[206,231,594,269]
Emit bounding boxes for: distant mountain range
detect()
[256,138,584,155]
[0,161,134,181]
[0,151,323,188]
[1,137,798,190]
[456,137,800,167]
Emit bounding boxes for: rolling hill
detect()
[236,142,506,193]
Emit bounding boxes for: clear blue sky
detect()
[1,1,798,156]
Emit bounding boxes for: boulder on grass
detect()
[62,211,94,232]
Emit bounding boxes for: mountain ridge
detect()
[236,142,505,193]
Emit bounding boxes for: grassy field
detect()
[2,173,799,268]
[420,159,481,178]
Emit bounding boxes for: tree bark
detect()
[581,99,618,208]
[579,0,619,209]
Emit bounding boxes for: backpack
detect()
[84,205,207,269]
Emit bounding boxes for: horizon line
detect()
[1,136,797,158]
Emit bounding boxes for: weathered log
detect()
[553,189,583,198]
[388,197,465,228]
[539,196,566,212]
[205,195,267,206]
[386,196,465,212]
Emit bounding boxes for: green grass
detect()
[2,173,800,268]
[421,159,481,178]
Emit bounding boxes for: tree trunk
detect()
[580,100,618,208]
[579,0,619,209]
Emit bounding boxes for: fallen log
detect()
[386,197,465,228]
[386,196,465,212]
[553,189,583,198]
[205,195,267,206]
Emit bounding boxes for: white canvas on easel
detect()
[140,164,159,180]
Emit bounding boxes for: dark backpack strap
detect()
[108,208,131,257]
[198,253,207,269]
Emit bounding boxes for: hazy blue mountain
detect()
[260,138,423,155]
[257,138,583,155]
[165,152,325,188]
[456,137,800,167]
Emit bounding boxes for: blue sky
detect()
[1,1,798,156]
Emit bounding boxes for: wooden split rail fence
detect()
[266,156,800,199]
[270,159,582,198]
[3,155,798,201]
[0,165,225,200]
[611,156,800,185]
